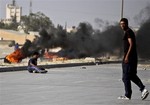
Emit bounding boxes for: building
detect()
[1,0,22,24]
[67,26,77,33]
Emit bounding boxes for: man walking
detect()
[118,18,149,100]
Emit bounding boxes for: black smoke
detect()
[20,4,150,60]
[28,22,123,59]
[136,19,150,59]
[136,4,150,59]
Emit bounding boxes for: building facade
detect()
[1,0,22,24]
[6,3,22,23]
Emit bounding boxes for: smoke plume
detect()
[28,22,123,59]
[136,4,150,59]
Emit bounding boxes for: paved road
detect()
[0,64,150,105]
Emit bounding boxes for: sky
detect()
[0,0,150,28]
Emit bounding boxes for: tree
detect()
[0,22,5,29]
[0,22,18,30]
[21,12,54,32]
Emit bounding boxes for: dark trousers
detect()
[122,62,145,98]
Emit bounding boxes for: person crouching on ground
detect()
[27,52,47,73]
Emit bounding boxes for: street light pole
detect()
[121,0,124,19]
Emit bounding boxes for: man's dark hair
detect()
[120,18,128,25]
[33,52,39,56]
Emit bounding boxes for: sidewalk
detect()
[0,64,150,105]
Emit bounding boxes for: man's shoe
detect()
[40,70,48,73]
[118,96,130,100]
[141,89,149,100]
[28,70,33,73]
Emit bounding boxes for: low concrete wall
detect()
[0,40,15,46]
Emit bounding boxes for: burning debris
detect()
[4,49,25,63]
[44,50,68,62]
[4,39,32,63]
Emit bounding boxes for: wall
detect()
[0,29,35,44]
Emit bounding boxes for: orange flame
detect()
[44,52,68,61]
[5,49,25,63]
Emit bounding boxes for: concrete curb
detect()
[0,62,95,72]
[0,61,121,73]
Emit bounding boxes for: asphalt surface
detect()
[0,64,150,105]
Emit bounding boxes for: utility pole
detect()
[65,22,67,31]
[29,0,32,15]
[121,0,124,19]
